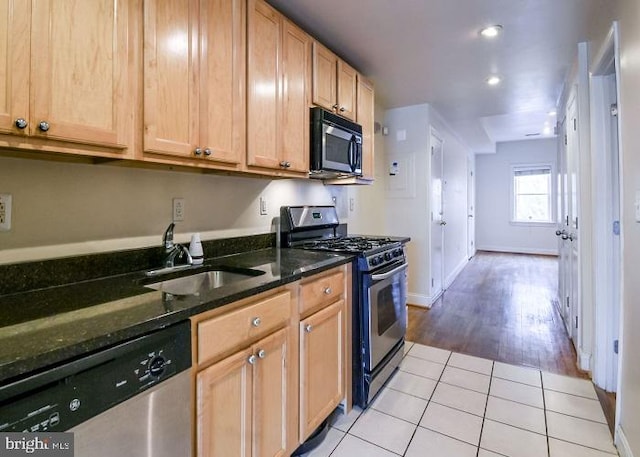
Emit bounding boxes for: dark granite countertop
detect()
[0,248,352,384]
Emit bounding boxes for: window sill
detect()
[509,221,556,227]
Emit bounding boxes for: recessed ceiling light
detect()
[548,110,557,116]
[543,126,552,135]
[486,75,501,86]
[480,25,503,38]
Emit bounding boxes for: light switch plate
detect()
[635,191,640,223]
[0,194,12,231]
[259,197,267,216]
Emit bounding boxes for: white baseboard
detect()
[407,293,432,308]
[616,425,634,457]
[445,256,468,288]
[578,349,592,372]
[476,245,559,256]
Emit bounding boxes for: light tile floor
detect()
[304,342,618,457]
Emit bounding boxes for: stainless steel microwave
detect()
[310,107,363,179]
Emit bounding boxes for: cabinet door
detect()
[197,346,253,457]
[30,0,130,148]
[253,328,288,457]
[299,300,344,441]
[199,0,245,165]
[143,0,199,157]
[247,0,281,169]
[280,20,310,173]
[0,0,29,136]
[311,42,336,112]
[337,60,357,121]
[356,75,375,180]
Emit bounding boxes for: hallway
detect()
[407,251,583,378]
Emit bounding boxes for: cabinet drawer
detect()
[299,269,344,316]
[198,291,291,366]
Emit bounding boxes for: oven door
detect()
[362,261,408,372]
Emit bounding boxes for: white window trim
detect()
[509,163,556,225]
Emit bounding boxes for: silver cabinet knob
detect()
[568,233,576,241]
[339,106,346,112]
[204,148,212,156]
[252,317,261,327]
[257,349,266,359]
[561,233,569,240]
[305,324,312,333]
[15,118,28,129]
[248,354,257,365]
[555,230,563,236]
[332,104,339,111]
[440,220,447,226]
[279,161,287,168]
[38,121,50,132]
[324,287,332,295]
[194,147,203,156]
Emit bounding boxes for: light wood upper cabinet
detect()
[312,42,356,121]
[247,0,310,175]
[0,0,29,136]
[144,0,244,166]
[357,75,375,181]
[0,0,131,151]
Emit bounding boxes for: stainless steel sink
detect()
[145,268,264,296]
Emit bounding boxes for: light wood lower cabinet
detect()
[193,265,351,456]
[197,328,288,457]
[299,300,344,440]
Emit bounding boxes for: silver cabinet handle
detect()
[15,118,28,129]
[339,106,346,112]
[561,233,569,240]
[305,324,312,333]
[279,161,291,168]
[324,287,332,295]
[257,349,266,359]
[248,354,257,365]
[194,147,202,156]
[332,104,339,110]
[555,230,563,236]
[440,220,447,226]
[38,121,50,132]
[204,148,212,156]
[252,317,261,327]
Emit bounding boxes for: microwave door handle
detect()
[349,135,356,172]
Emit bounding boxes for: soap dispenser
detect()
[189,233,204,265]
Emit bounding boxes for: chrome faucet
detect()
[163,223,193,268]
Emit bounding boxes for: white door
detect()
[557,116,572,332]
[467,158,476,259]
[566,92,580,343]
[430,131,445,302]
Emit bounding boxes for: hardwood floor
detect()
[407,251,586,378]
[406,250,618,436]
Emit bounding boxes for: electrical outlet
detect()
[259,197,268,216]
[349,197,355,212]
[172,198,185,222]
[0,194,12,231]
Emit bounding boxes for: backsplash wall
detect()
[0,156,346,264]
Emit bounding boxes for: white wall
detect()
[0,155,344,264]
[475,138,559,255]
[350,103,470,306]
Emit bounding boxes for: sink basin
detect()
[145,268,265,296]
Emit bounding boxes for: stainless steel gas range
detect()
[280,205,409,407]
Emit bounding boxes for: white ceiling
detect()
[267,0,611,153]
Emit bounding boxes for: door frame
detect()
[429,127,445,304]
[590,22,623,400]
[467,156,476,259]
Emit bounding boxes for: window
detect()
[512,165,553,223]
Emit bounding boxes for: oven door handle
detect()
[371,263,408,281]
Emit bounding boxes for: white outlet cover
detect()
[173,198,185,222]
[0,194,12,231]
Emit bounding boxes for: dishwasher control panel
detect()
[0,321,191,433]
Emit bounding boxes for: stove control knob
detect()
[370,257,380,266]
[384,252,393,261]
[394,249,403,257]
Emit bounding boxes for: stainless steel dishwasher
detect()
[0,321,192,457]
